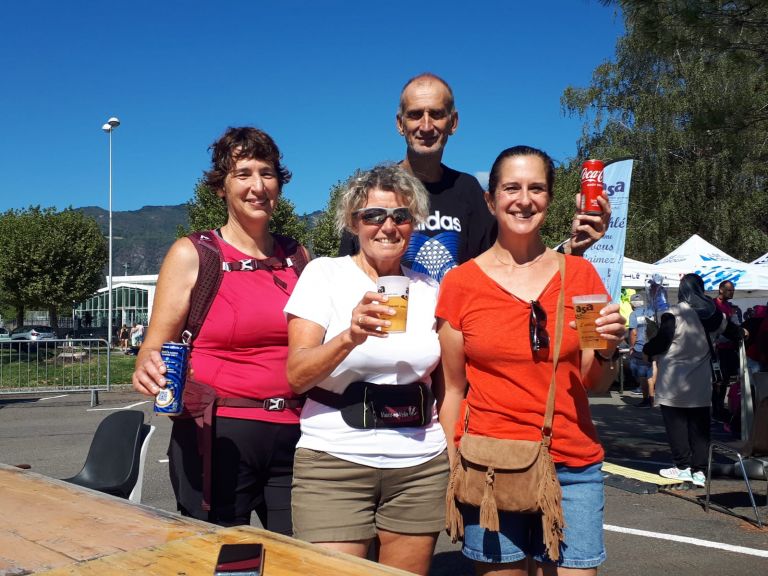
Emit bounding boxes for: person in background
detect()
[339,73,611,279]
[285,165,446,576]
[132,127,307,534]
[129,322,144,348]
[438,146,626,575]
[118,324,130,353]
[628,293,654,408]
[644,273,744,487]
[744,305,768,373]
[712,280,740,420]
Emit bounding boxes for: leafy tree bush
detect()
[563,0,768,261]
[0,207,107,328]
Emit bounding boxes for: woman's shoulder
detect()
[301,255,356,276]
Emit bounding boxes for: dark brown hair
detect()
[203,126,291,192]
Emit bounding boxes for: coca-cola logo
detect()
[581,168,604,183]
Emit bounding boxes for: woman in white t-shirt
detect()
[284,164,447,576]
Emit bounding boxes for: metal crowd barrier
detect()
[0,339,111,406]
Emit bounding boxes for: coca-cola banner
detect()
[583,159,634,303]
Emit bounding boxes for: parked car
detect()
[10,325,56,341]
[0,327,10,343]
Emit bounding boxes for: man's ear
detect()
[396,113,404,136]
[449,111,459,135]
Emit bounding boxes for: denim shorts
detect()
[461,462,606,568]
[629,356,653,379]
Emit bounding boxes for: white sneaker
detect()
[691,471,706,487]
[659,466,692,482]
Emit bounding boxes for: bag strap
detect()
[541,252,566,444]
[184,231,224,345]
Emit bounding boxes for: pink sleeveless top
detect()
[189,233,301,424]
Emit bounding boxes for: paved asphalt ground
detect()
[2,384,767,575]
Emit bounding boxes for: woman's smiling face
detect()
[486,154,551,238]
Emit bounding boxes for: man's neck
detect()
[402,153,444,183]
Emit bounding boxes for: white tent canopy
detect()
[751,252,768,266]
[653,234,768,293]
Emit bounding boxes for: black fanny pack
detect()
[308,381,433,429]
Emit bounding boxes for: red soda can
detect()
[580,159,604,214]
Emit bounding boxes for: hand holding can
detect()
[579,159,604,215]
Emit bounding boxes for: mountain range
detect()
[78,205,322,276]
[78,205,189,276]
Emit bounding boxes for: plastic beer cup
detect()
[573,294,609,349]
[376,276,409,333]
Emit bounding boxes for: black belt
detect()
[307,387,356,408]
[217,397,304,412]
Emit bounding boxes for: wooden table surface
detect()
[0,464,411,576]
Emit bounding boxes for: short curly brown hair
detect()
[203,126,291,192]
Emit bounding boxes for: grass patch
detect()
[0,348,137,390]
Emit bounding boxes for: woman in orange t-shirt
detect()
[436,146,626,575]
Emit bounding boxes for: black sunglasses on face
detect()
[529,300,549,352]
[353,207,414,226]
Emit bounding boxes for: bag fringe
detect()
[446,457,464,542]
[479,467,499,532]
[537,445,565,562]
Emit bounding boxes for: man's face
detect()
[396,80,458,158]
[720,283,735,301]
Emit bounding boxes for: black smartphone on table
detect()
[214,543,263,576]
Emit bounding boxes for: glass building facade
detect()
[73,276,157,333]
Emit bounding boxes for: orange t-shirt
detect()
[436,255,606,467]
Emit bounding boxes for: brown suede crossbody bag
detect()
[446,252,566,561]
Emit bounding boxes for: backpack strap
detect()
[183,231,224,344]
[182,230,309,344]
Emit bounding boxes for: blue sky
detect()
[0,0,624,216]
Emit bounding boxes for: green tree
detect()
[271,196,310,246]
[0,207,107,328]
[180,180,227,235]
[310,180,345,257]
[562,0,768,262]
[179,180,310,246]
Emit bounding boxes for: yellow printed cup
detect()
[572,294,609,350]
[376,276,409,333]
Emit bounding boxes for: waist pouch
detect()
[308,381,433,429]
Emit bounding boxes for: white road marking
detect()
[604,524,768,557]
[87,401,151,411]
[38,395,69,401]
[608,456,673,467]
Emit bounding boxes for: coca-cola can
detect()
[580,159,605,215]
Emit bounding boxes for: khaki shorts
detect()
[291,448,449,542]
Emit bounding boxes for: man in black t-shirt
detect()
[339,73,608,281]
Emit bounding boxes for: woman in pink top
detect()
[132,127,307,533]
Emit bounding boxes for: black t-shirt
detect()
[338,165,496,282]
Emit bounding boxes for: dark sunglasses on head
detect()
[353,207,414,226]
[529,300,549,352]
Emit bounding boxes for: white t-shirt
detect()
[284,256,447,468]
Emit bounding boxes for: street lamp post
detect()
[101,117,120,352]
